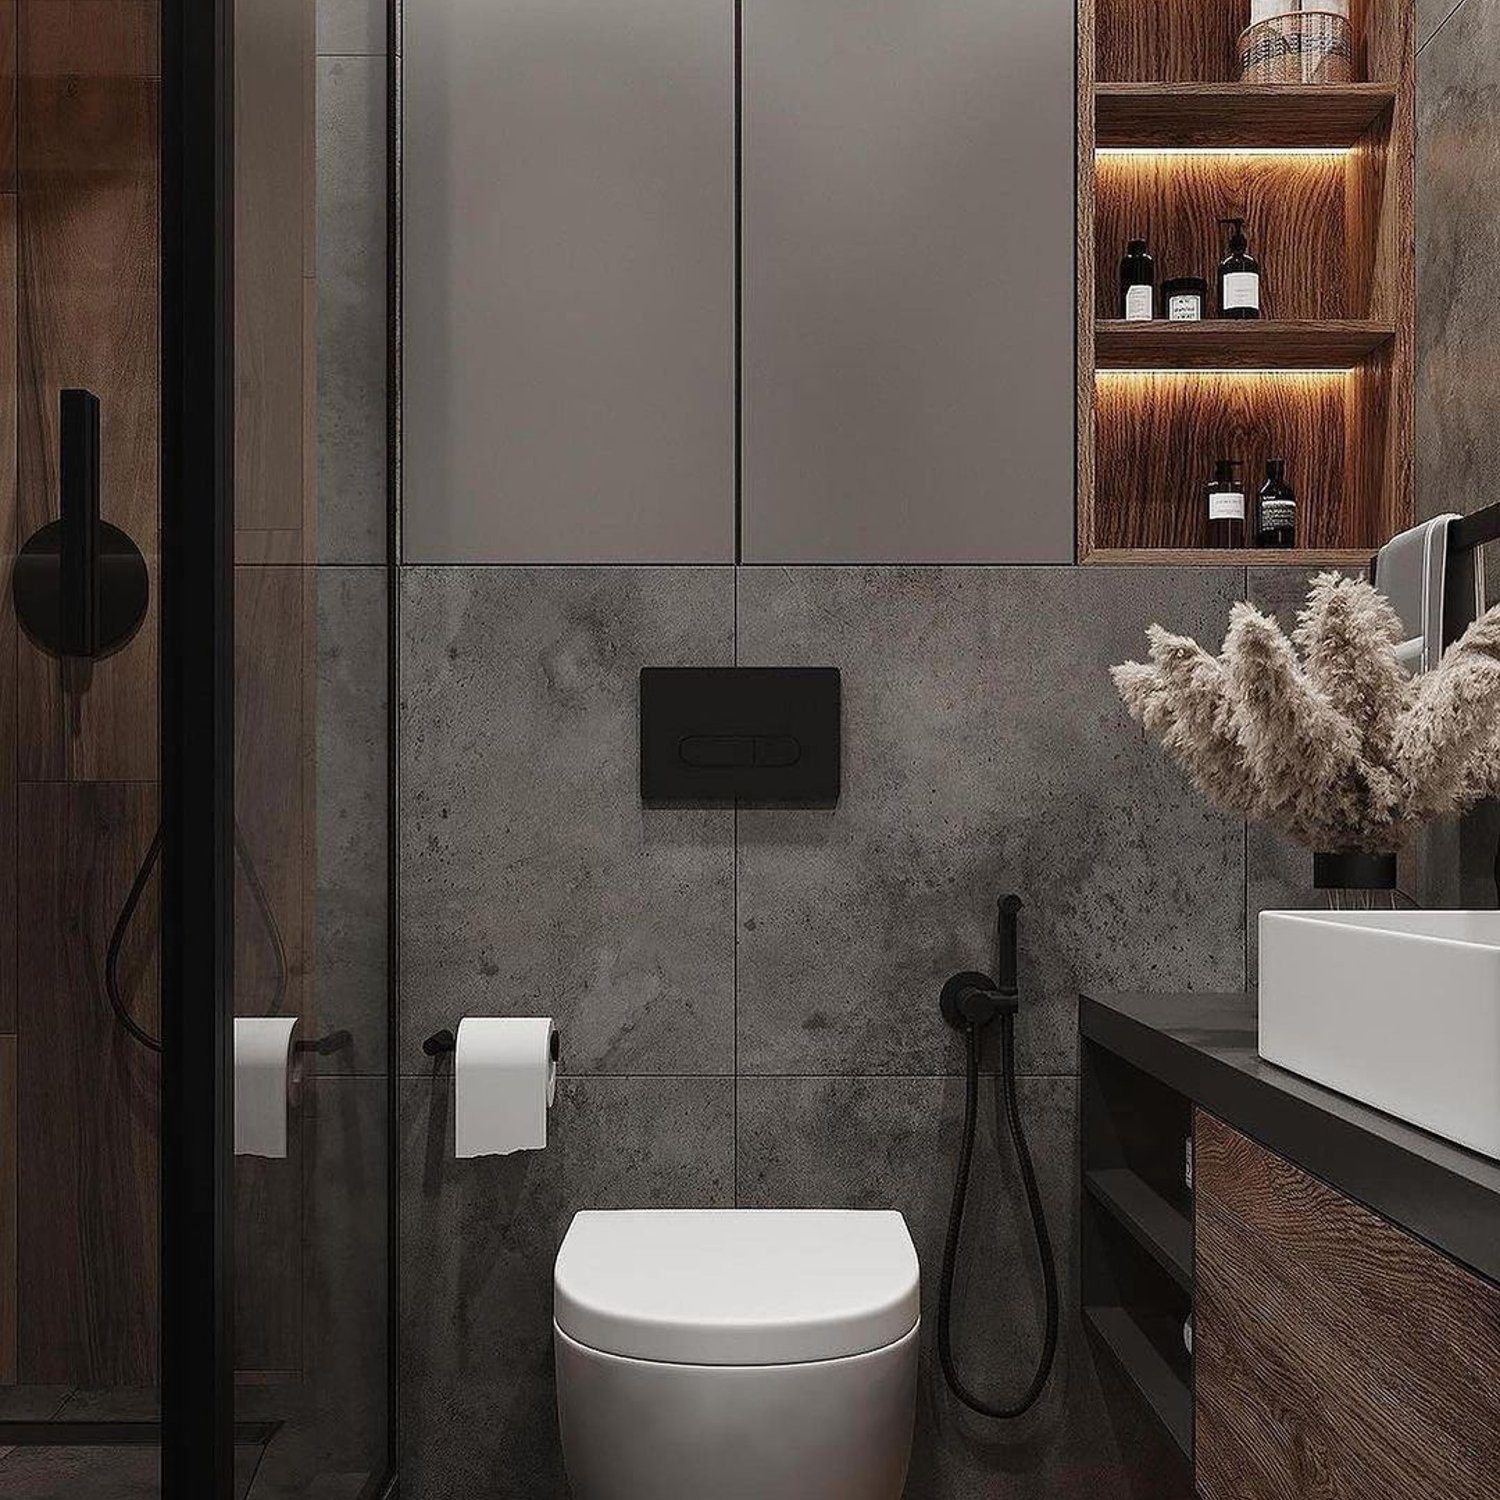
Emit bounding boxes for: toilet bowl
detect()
[554,1208,920,1500]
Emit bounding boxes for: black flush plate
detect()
[640,667,840,806]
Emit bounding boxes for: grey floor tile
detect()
[398,1074,733,1500]
[317,56,388,563]
[737,1075,1189,1500]
[49,1387,158,1422]
[0,1387,71,1421]
[315,567,390,1074]
[399,566,735,1075]
[736,566,1245,1077]
[0,1446,160,1499]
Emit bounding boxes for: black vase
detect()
[1311,850,1417,910]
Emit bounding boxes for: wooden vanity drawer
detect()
[1193,1109,1500,1499]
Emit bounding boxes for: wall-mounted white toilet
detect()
[554,1208,919,1499]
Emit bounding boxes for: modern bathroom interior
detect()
[0,0,1498,1495]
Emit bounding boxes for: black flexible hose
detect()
[103,822,289,1054]
[937,1013,1060,1418]
[104,827,164,1052]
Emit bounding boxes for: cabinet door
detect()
[741,0,1075,562]
[402,0,735,562]
[1194,1110,1500,1500]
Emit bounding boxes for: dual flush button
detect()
[640,667,839,805]
[678,733,801,770]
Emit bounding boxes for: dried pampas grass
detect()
[1112,572,1500,852]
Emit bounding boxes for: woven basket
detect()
[1238,11,1354,84]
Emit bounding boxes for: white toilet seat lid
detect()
[554,1209,920,1366]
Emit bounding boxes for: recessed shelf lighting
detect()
[1096,367,1354,377]
[1096,146,1350,157]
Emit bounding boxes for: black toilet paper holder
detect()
[422,1027,561,1064]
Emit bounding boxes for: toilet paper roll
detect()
[456,1016,558,1158]
[234,1016,300,1158]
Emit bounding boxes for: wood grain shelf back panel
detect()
[1095,0,1253,84]
[1094,368,1366,550]
[1095,0,1378,84]
[1094,151,1354,322]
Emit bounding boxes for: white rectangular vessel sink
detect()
[1259,909,1500,1161]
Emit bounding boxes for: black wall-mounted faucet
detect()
[13,389,149,662]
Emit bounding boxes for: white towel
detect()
[1374,516,1460,675]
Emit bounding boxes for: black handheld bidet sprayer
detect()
[936,895,1060,1418]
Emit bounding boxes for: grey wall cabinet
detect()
[741,0,1075,562]
[402,0,737,562]
[403,0,1074,564]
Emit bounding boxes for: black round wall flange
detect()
[12,518,149,660]
[940,971,996,1031]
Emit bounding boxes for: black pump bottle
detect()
[1120,239,1155,321]
[1217,218,1261,320]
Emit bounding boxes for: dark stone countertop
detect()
[1080,990,1500,1287]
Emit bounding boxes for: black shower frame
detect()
[161,0,402,1494]
[160,0,234,1490]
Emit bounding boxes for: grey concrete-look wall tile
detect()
[737,1076,1190,1500]
[1418,0,1500,522]
[399,1074,733,1500]
[240,1078,390,1498]
[1417,0,1467,51]
[317,57,387,563]
[315,568,389,1074]
[399,567,734,1074]
[736,567,1245,1077]
[318,0,387,55]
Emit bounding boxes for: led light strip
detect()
[1096,146,1350,157]
[1096,367,1353,377]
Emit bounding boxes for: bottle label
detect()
[1124,284,1153,321]
[1222,271,1260,311]
[1168,294,1202,321]
[1259,499,1296,530]
[1209,491,1246,521]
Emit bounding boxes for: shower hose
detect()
[936,961,1060,1418]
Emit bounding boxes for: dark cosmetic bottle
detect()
[1217,218,1261,319]
[1256,460,1297,548]
[1120,239,1155,321]
[1206,459,1247,548]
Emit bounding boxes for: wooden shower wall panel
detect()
[234,0,313,550]
[0,1036,15,1384]
[16,781,158,1385]
[0,0,14,189]
[235,564,308,1024]
[14,0,158,782]
[0,192,16,1037]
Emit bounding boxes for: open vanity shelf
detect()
[1077,0,1415,564]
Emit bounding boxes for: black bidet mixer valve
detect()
[939,894,1024,1031]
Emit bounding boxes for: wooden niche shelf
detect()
[1077,0,1415,565]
